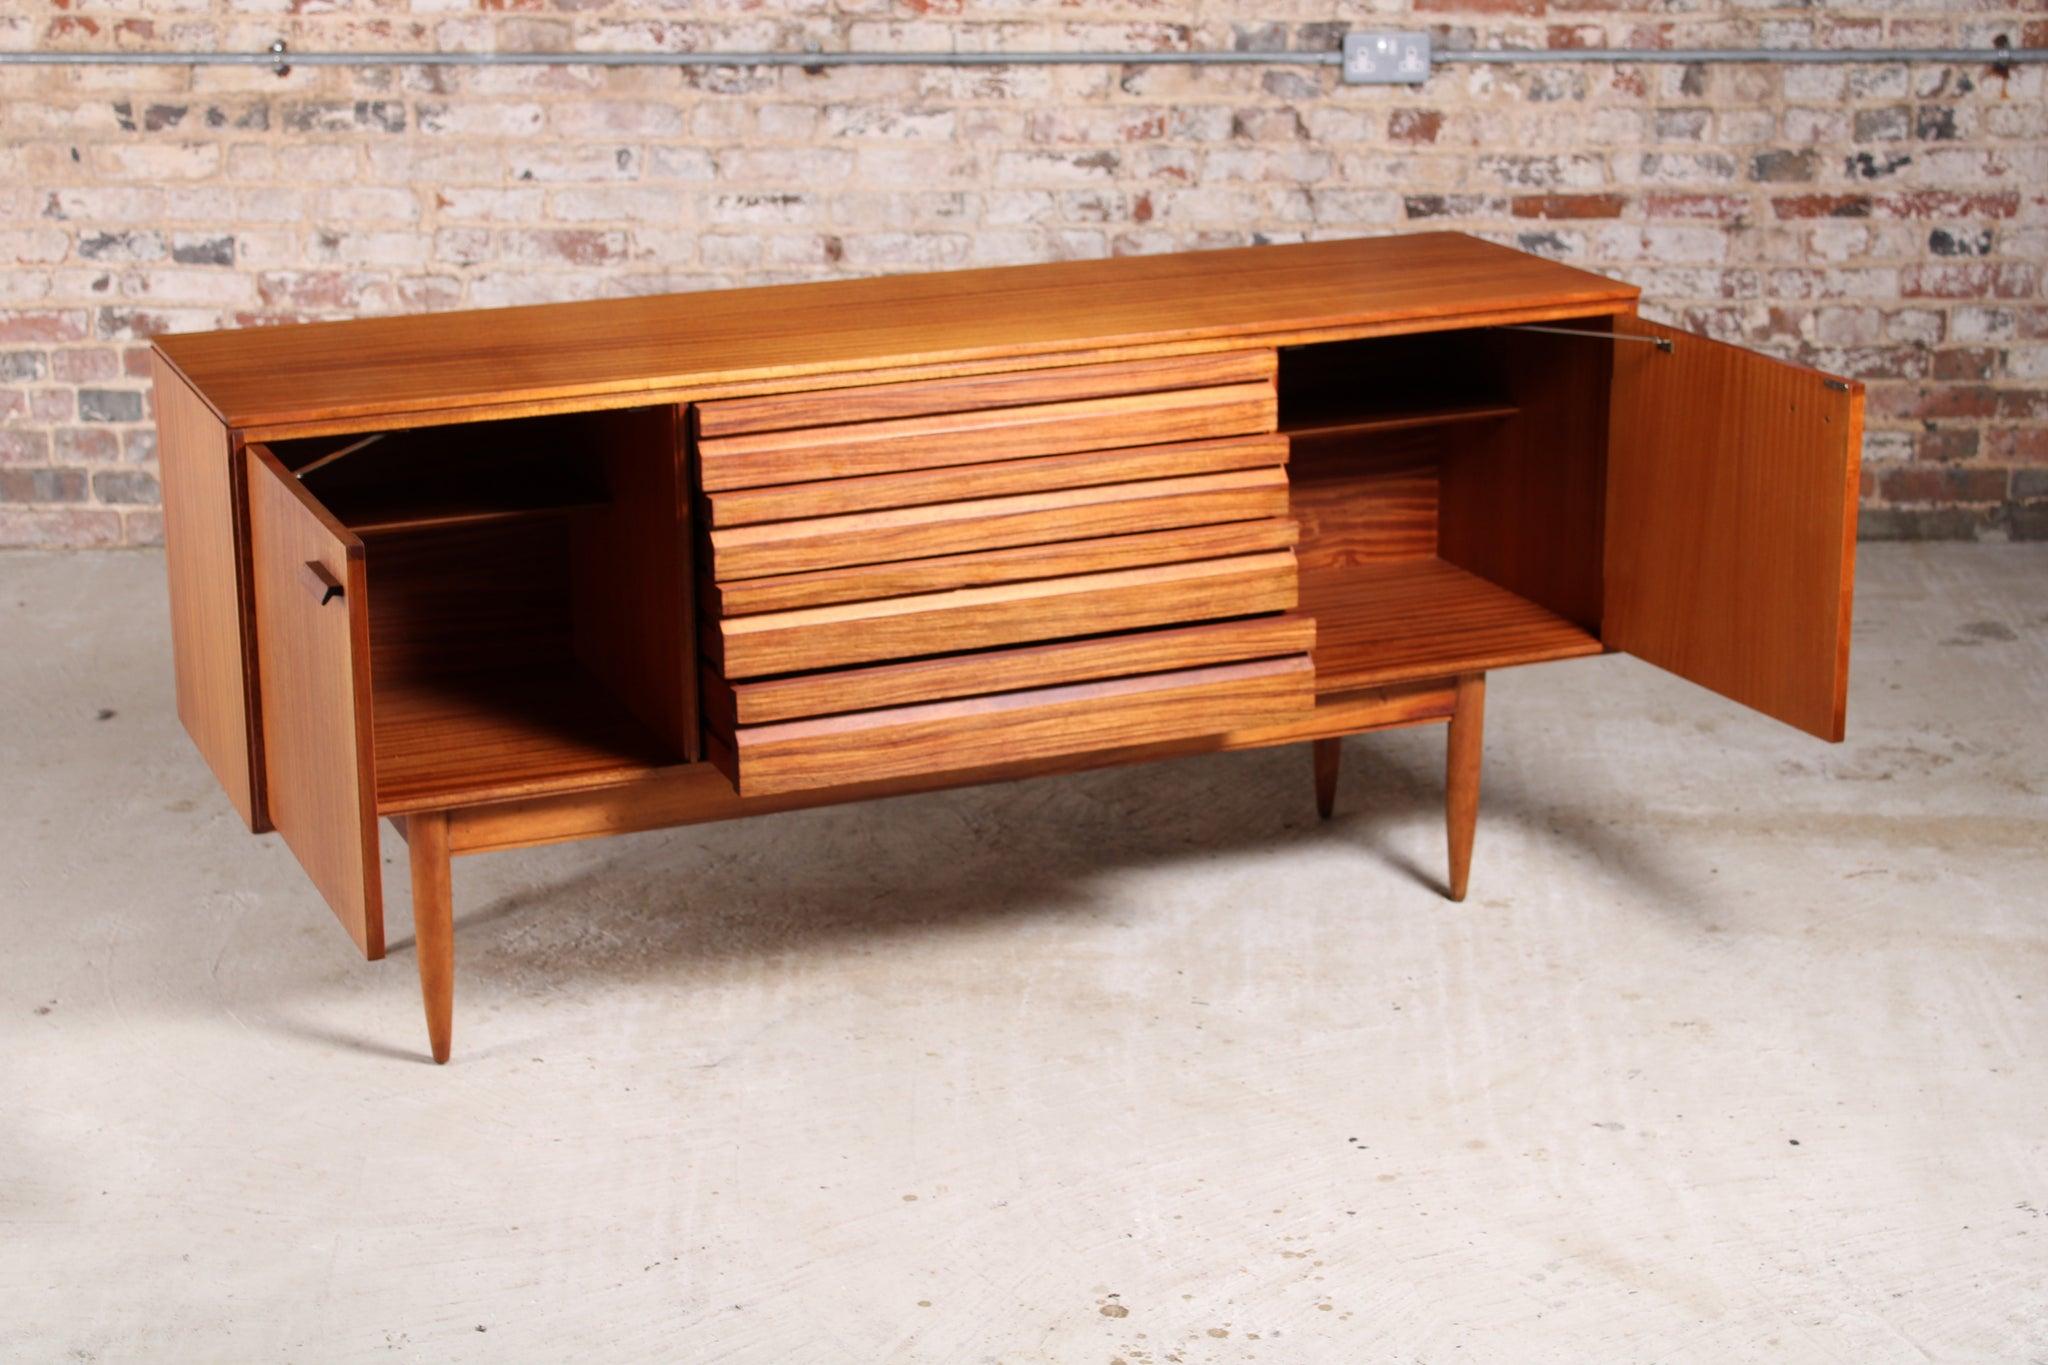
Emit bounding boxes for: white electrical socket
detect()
[1341,31,1432,85]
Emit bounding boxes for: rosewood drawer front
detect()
[706,615,1317,728]
[713,648,1317,798]
[695,352,1279,490]
[705,550,1301,679]
[697,351,1278,437]
[706,518,1300,618]
[706,461,1290,581]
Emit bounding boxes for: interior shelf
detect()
[314,467,610,537]
[339,492,608,537]
[1301,556,1604,693]
[1279,398,1520,442]
[290,423,614,537]
[373,667,672,815]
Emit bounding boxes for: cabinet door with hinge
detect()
[245,445,383,957]
[1604,317,1863,742]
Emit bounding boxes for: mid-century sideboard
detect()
[150,232,1862,1063]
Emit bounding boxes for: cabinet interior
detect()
[267,407,692,812]
[1280,326,1612,691]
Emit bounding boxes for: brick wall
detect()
[3,2,2043,548]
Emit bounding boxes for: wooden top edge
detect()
[154,233,1639,432]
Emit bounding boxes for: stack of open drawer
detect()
[694,352,1317,796]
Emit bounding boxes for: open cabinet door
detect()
[1604,318,1862,741]
[245,446,384,957]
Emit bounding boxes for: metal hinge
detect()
[1497,323,1674,353]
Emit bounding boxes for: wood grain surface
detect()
[709,550,1299,678]
[1604,317,1862,741]
[372,669,673,815]
[1289,431,1442,570]
[245,445,384,957]
[447,679,1456,854]
[705,615,1317,726]
[722,655,1315,796]
[1301,556,1604,692]
[697,382,1277,491]
[1445,672,1485,902]
[569,404,698,761]
[152,353,261,829]
[360,517,575,684]
[405,809,454,1065]
[702,434,1288,529]
[697,350,1277,437]
[1313,736,1341,820]
[156,233,1638,430]
[705,517,1300,618]
[707,468,1290,581]
[1437,327,1609,632]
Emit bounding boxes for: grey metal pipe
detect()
[1442,47,2041,64]
[1,49,1338,69]
[0,45,2038,69]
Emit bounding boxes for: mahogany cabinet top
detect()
[155,231,1638,432]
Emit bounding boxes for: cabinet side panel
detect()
[151,352,260,829]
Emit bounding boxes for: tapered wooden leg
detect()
[1313,738,1342,820]
[408,810,454,1064]
[1445,673,1485,903]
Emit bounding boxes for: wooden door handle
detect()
[299,561,345,605]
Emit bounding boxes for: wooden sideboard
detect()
[150,232,1863,1063]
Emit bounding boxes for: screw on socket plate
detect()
[1342,31,1431,85]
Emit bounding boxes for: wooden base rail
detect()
[392,679,1481,1063]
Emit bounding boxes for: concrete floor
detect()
[1,544,2044,1362]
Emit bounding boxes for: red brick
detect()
[50,348,120,384]
[1985,428,2048,464]
[1770,195,1873,220]
[1932,348,1997,382]
[0,312,90,344]
[1512,194,1628,220]
[1993,391,2048,422]
[1878,465,2005,503]
[1387,110,1444,145]
[1546,25,1603,49]
[1870,383,1999,420]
